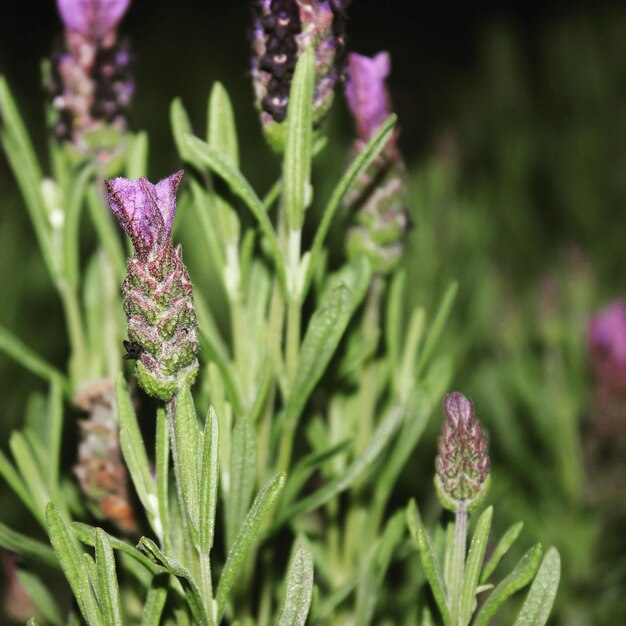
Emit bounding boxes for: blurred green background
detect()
[1,1,625,623]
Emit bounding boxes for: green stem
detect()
[198,550,214,625]
[286,297,301,387]
[59,280,88,390]
[450,501,468,625]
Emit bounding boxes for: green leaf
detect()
[216,473,286,621]
[71,522,163,575]
[0,325,69,392]
[184,135,285,288]
[17,568,64,626]
[10,431,49,524]
[305,114,396,295]
[116,375,159,531]
[46,380,64,497]
[407,503,451,626]
[277,541,314,626]
[142,574,169,626]
[416,281,458,375]
[461,507,493,624]
[95,528,123,626]
[0,450,38,523]
[127,131,149,179]
[354,511,406,626]
[208,82,239,166]
[283,48,314,229]
[472,544,543,626]
[138,537,210,626]
[0,522,58,568]
[199,406,220,552]
[282,259,370,438]
[480,522,524,584]
[174,387,201,541]
[26,619,40,626]
[171,97,195,162]
[226,417,256,550]
[513,547,560,626]
[46,503,96,623]
[274,403,403,529]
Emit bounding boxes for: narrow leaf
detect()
[472,544,543,626]
[277,542,314,626]
[216,473,285,621]
[17,568,64,626]
[142,574,169,626]
[283,48,314,229]
[138,537,210,626]
[226,417,256,550]
[407,505,451,626]
[95,528,123,626]
[461,507,493,624]
[0,522,58,568]
[208,82,239,165]
[513,547,560,626]
[480,522,524,584]
[199,406,220,552]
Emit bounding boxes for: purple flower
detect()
[106,171,183,262]
[57,0,130,39]
[345,52,392,141]
[589,299,626,369]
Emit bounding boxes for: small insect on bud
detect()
[435,392,491,511]
[107,172,200,401]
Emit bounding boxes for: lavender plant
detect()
[0,1,563,625]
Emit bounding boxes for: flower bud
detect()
[435,392,490,510]
[251,0,351,148]
[107,172,200,400]
[48,0,134,157]
[343,52,408,274]
[73,379,139,533]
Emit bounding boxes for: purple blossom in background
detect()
[345,51,392,141]
[589,299,626,370]
[49,0,133,152]
[107,172,182,262]
[57,0,130,40]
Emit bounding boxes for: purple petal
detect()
[589,299,626,367]
[345,52,392,140]
[57,0,130,38]
[106,172,183,261]
[444,392,474,429]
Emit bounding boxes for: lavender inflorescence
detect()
[343,52,409,274]
[435,391,490,508]
[48,0,134,154]
[107,172,200,401]
[251,0,351,145]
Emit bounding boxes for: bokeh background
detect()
[1,0,626,623]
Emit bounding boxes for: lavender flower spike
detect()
[435,392,491,511]
[57,0,130,40]
[343,51,408,275]
[107,172,200,400]
[345,52,392,141]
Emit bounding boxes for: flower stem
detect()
[450,501,468,625]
